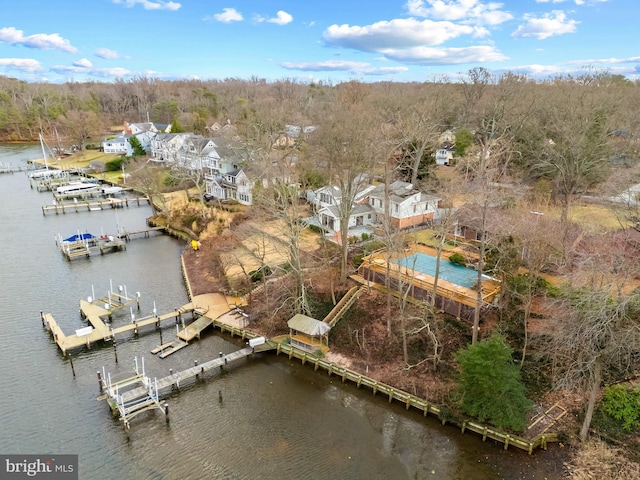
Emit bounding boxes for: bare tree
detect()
[56,110,102,150]
[544,287,640,440]
[310,103,377,285]
[531,85,613,268]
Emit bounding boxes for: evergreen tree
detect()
[454,333,533,432]
[128,135,146,157]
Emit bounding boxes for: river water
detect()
[0,144,567,479]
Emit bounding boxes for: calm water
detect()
[0,145,566,479]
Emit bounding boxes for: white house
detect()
[316,203,376,238]
[149,133,192,163]
[102,135,133,155]
[435,148,454,166]
[368,181,440,229]
[206,168,253,205]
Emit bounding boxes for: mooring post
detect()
[40,310,45,327]
[164,403,169,423]
[218,390,223,403]
[219,352,224,372]
[194,360,199,380]
[159,327,163,346]
[113,341,118,363]
[97,371,103,391]
[69,354,76,377]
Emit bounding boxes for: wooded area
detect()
[4,69,640,472]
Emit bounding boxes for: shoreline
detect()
[177,240,559,455]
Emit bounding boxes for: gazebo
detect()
[287,314,331,352]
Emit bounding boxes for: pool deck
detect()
[358,243,501,309]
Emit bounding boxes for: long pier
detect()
[42,196,149,215]
[100,344,272,431]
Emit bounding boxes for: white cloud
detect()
[73,58,93,68]
[280,60,408,76]
[566,56,640,65]
[381,45,508,64]
[95,48,122,59]
[536,0,584,3]
[405,0,513,26]
[112,0,181,11]
[323,18,486,51]
[511,11,578,39]
[52,64,133,78]
[210,8,243,23]
[0,27,78,53]
[0,58,43,73]
[267,11,293,26]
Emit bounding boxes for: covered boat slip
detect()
[55,231,126,259]
[357,243,501,321]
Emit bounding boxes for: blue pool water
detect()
[393,252,478,288]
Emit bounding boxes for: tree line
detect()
[5,69,640,444]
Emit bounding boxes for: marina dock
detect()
[42,196,149,215]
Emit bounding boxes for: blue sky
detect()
[0,0,636,84]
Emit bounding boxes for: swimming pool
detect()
[393,252,478,288]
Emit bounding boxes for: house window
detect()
[394,205,398,213]
[413,205,417,213]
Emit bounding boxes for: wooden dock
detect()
[42,196,149,215]
[117,347,257,404]
[100,346,272,431]
[58,236,126,260]
[116,226,165,241]
[41,302,196,355]
[176,314,214,342]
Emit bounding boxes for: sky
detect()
[0,0,637,84]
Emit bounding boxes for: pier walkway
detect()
[41,292,245,356]
[42,196,149,215]
[42,301,195,355]
[100,344,273,431]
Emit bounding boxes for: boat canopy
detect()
[63,233,96,243]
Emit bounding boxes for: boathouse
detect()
[287,314,330,353]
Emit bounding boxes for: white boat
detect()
[56,182,100,196]
[29,168,66,179]
[30,133,68,179]
[101,186,124,196]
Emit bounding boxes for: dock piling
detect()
[164,403,169,423]
[69,354,76,377]
[113,341,118,363]
[97,371,103,391]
